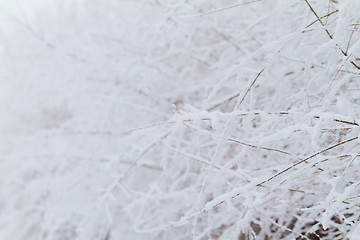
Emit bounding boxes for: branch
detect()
[129,110,359,133]
[206,137,358,209]
[304,0,360,70]
[305,9,338,28]
[256,136,358,186]
[194,0,262,17]
[237,68,265,108]
[208,68,265,111]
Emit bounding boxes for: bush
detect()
[0,0,359,239]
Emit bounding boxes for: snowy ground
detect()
[0,0,360,239]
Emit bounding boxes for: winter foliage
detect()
[0,0,360,239]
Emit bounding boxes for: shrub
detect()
[0,0,359,239]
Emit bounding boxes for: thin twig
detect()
[256,136,358,187]
[195,0,262,17]
[207,92,241,111]
[228,137,295,156]
[320,53,353,101]
[129,111,359,132]
[212,28,241,51]
[304,0,360,70]
[260,213,310,240]
[346,18,360,54]
[279,55,360,75]
[105,131,171,198]
[160,141,222,170]
[333,118,359,126]
[305,9,338,28]
[208,68,264,111]
[237,68,265,108]
[209,137,358,209]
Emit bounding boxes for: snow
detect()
[350,223,360,240]
[0,0,360,239]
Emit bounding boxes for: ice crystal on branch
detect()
[0,0,359,239]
